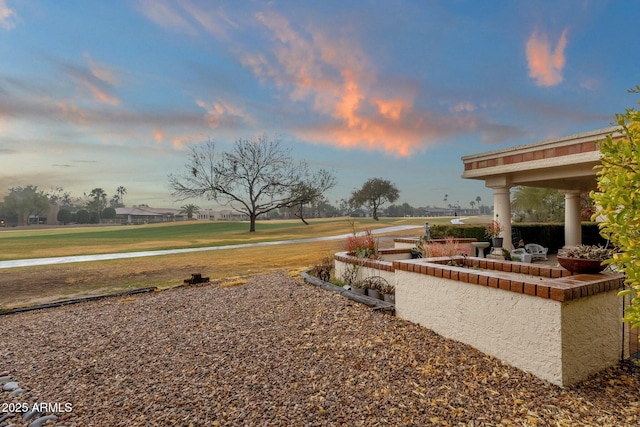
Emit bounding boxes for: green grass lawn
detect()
[0,216,454,261]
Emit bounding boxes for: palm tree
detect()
[476,195,482,214]
[180,203,200,220]
[116,186,127,207]
[470,201,476,210]
[512,186,564,222]
[86,188,107,221]
[88,188,107,210]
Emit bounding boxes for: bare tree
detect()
[288,169,336,225]
[169,135,336,232]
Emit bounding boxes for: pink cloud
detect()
[59,56,121,106]
[0,0,17,30]
[526,28,569,87]
[136,0,197,36]
[241,11,449,157]
[180,1,237,39]
[56,101,89,125]
[375,98,410,120]
[172,136,190,149]
[196,99,250,128]
[154,130,164,143]
[86,55,119,86]
[140,7,483,156]
[136,0,238,40]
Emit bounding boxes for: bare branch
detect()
[168,135,336,231]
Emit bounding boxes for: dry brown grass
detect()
[0,225,425,309]
[0,239,340,308]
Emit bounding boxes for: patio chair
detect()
[510,248,532,263]
[525,243,548,261]
[512,228,522,248]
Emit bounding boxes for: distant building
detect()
[116,207,185,224]
[422,207,480,217]
[115,206,248,224]
[195,209,248,221]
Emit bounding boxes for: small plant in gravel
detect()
[310,256,334,282]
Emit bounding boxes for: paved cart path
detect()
[0,225,421,269]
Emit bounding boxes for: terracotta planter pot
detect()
[557,256,606,274]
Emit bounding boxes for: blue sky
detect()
[1,1,639,210]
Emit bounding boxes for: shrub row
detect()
[429,223,608,254]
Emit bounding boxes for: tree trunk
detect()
[249,213,257,232]
[372,209,379,221]
[294,212,309,225]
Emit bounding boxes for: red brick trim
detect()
[337,252,624,302]
[462,138,614,172]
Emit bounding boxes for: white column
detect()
[564,190,582,247]
[492,186,513,250]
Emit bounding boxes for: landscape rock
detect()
[2,381,19,391]
[27,415,58,427]
[8,388,26,398]
[22,409,42,422]
[1,271,639,425]
[0,414,15,423]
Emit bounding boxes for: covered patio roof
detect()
[462,126,623,191]
[461,126,624,249]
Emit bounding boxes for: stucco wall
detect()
[394,241,417,250]
[333,252,625,386]
[334,256,395,288]
[561,292,625,385]
[394,270,623,386]
[395,270,563,385]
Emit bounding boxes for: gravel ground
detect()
[2,271,640,426]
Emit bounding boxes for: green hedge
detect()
[430,225,486,241]
[430,223,608,254]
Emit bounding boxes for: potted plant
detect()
[557,245,616,274]
[362,276,385,300]
[484,219,504,248]
[380,282,395,303]
[349,280,366,295]
[410,247,423,259]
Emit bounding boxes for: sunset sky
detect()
[1,1,639,210]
